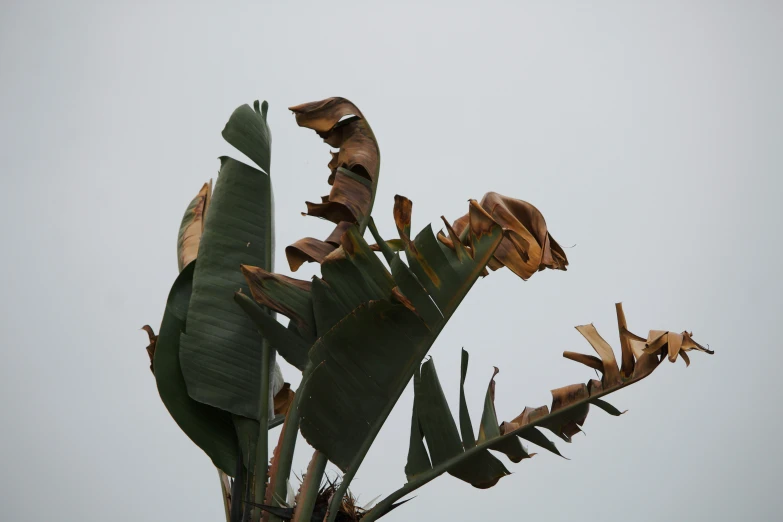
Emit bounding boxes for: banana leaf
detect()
[237,97,568,522]
[179,101,274,420]
[361,304,712,522]
[153,261,239,473]
[413,357,510,488]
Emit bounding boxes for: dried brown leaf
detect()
[241,265,313,330]
[668,332,684,363]
[286,98,380,272]
[393,195,412,238]
[548,383,589,440]
[564,304,711,385]
[562,351,604,372]
[445,192,568,280]
[177,181,211,272]
[615,302,635,377]
[285,238,338,272]
[273,383,295,417]
[501,405,550,433]
[575,324,622,386]
[496,305,711,456]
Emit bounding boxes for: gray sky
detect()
[1,1,780,520]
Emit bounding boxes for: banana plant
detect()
[144,97,712,522]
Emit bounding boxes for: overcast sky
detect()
[1,1,781,521]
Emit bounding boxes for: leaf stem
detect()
[292,451,328,522]
[251,340,272,522]
[267,363,315,522]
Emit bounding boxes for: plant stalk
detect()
[219,469,232,522]
[291,451,328,522]
[251,339,272,522]
[267,362,316,522]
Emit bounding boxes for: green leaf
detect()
[153,262,239,474]
[233,415,260,470]
[517,427,564,458]
[310,277,351,336]
[234,293,309,371]
[458,349,476,449]
[180,155,273,419]
[476,366,530,463]
[417,358,509,488]
[222,100,272,174]
[299,300,429,470]
[404,368,432,479]
[590,398,626,416]
[297,215,504,472]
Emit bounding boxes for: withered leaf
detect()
[575,324,622,386]
[286,98,380,272]
[285,238,338,272]
[177,181,212,272]
[273,383,295,417]
[565,304,712,383]
[445,192,568,280]
[496,304,712,461]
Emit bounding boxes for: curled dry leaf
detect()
[285,98,380,272]
[177,181,212,272]
[441,192,568,280]
[286,221,354,272]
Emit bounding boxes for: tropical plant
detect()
[143,97,713,522]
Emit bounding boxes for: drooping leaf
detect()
[590,398,626,416]
[152,262,240,474]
